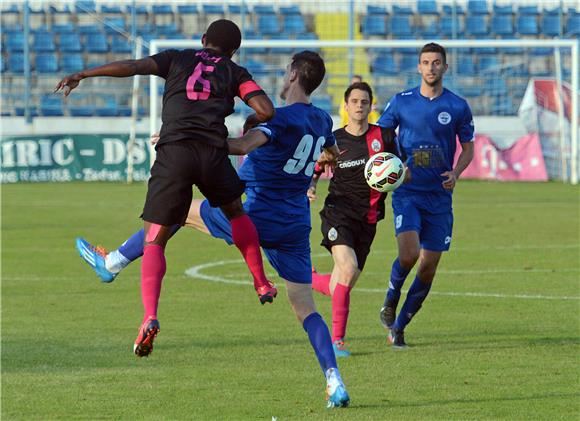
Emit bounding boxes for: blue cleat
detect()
[75,237,117,283]
[332,339,351,358]
[326,368,350,408]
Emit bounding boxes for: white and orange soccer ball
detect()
[364,152,406,193]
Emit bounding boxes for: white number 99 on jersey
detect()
[364,152,405,193]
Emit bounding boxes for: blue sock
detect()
[118,224,181,262]
[385,258,411,305]
[393,276,432,331]
[303,312,337,374]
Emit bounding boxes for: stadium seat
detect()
[311,95,333,114]
[541,15,562,37]
[60,54,85,72]
[32,32,56,52]
[465,15,489,36]
[491,15,514,36]
[203,4,224,14]
[268,34,294,54]
[75,0,96,13]
[567,15,580,36]
[104,18,126,35]
[40,95,64,116]
[125,4,149,15]
[6,33,25,52]
[152,5,173,15]
[391,15,414,38]
[8,53,25,73]
[417,0,438,15]
[419,20,440,37]
[111,35,132,54]
[362,15,387,36]
[392,5,413,15]
[457,55,477,75]
[244,59,268,77]
[254,5,276,15]
[516,15,539,35]
[440,16,464,36]
[157,23,180,36]
[137,23,156,36]
[59,33,82,53]
[101,5,123,14]
[284,14,307,34]
[15,107,39,117]
[85,33,109,53]
[95,96,119,117]
[478,55,500,72]
[492,3,512,14]
[517,5,538,15]
[52,23,75,34]
[467,0,488,14]
[442,4,465,14]
[257,15,281,36]
[177,5,198,14]
[78,24,101,35]
[280,5,301,15]
[372,53,398,76]
[399,53,417,72]
[35,54,58,73]
[367,5,388,15]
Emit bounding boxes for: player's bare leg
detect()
[219,197,277,304]
[286,281,350,408]
[327,245,361,357]
[133,222,173,357]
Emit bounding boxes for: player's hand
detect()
[441,170,457,189]
[403,166,412,183]
[150,132,160,145]
[317,150,337,171]
[307,185,317,202]
[243,114,259,134]
[54,73,83,97]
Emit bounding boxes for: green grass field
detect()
[2,180,579,420]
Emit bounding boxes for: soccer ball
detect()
[364,152,405,193]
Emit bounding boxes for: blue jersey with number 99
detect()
[238,103,336,218]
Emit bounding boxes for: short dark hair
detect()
[344,82,373,104]
[419,42,447,64]
[205,19,242,54]
[290,51,326,95]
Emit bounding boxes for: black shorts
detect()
[320,208,377,271]
[142,141,245,226]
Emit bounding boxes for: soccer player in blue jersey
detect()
[75,51,350,408]
[377,43,475,348]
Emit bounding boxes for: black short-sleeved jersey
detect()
[151,48,265,149]
[324,124,399,224]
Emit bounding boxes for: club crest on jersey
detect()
[438,112,452,125]
[328,227,338,241]
[371,139,381,152]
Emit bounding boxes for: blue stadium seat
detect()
[284,14,307,34]
[49,4,72,14]
[478,55,500,72]
[60,33,82,52]
[111,35,132,54]
[367,5,388,15]
[442,5,464,14]
[391,15,414,38]
[152,5,173,15]
[96,96,119,117]
[35,54,58,73]
[6,33,25,52]
[137,23,156,35]
[441,16,464,36]
[52,23,75,34]
[243,34,267,55]
[257,15,281,36]
[85,33,109,53]
[419,20,440,37]
[465,15,489,36]
[268,34,294,54]
[417,0,438,15]
[467,0,488,14]
[244,59,268,77]
[311,95,333,114]
[280,5,301,15]
[399,53,417,72]
[491,15,513,36]
[125,4,149,15]
[177,5,198,14]
[228,4,243,14]
[78,24,101,35]
[254,5,276,15]
[104,18,126,34]
[203,4,224,14]
[541,14,562,37]
[362,15,387,36]
[567,15,580,35]
[392,5,413,15]
[157,23,180,36]
[60,54,85,72]
[15,107,39,117]
[457,55,476,75]
[75,0,96,13]
[8,53,25,73]
[516,15,539,35]
[33,33,56,52]
[517,6,538,15]
[372,53,398,76]
[530,47,552,56]
[492,3,512,14]
[40,96,64,116]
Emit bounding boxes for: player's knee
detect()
[399,251,419,269]
[339,265,360,285]
[220,198,245,220]
[417,265,437,282]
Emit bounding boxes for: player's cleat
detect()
[256,280,278,305]
[379,298,399,329]
[388,328,407,349]
[332,339,351,358]
[133,317,160,357]
[75,237,117,283]
[326,368,350,408]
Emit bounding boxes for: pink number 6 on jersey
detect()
[186,63,215,100]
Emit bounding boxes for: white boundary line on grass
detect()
[184,260,580,301]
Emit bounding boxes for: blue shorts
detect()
[392,195,453,252]
[200,200,312,283]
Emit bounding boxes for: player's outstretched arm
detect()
[227,129,269,156]
[54,57,160,97]
[317,144,340,172]
[243,95,275,133]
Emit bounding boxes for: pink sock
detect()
[312,271,331,296]
[230,214,268,289]
[331,283,352,342]
[141,244,166,323]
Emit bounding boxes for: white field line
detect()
[184,260,580,301]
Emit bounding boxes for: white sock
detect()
[105,250,130,274]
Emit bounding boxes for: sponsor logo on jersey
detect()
[328,227,338,241]
[438,112,452,125]
[371,139,381,152]
[401,91,413,96]
[338,158,366,169]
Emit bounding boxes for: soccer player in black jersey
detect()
[308,82,401,357]
[55,20,276,357]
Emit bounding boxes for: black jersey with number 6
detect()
[151,48,265,149]
[325,124,399,224]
